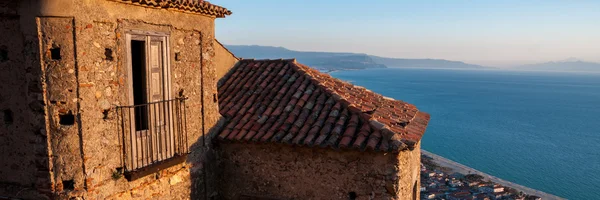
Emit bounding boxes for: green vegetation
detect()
[112,169,123,180]
[465,174,484,182]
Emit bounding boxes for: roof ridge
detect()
[239,58,296,63]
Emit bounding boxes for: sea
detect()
[330,68,600,200]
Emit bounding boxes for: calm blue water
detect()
[331,68,600,200]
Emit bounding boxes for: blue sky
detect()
[215,0,600,67]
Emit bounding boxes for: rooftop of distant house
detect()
[217,59,430,152]
[450,191,472,197]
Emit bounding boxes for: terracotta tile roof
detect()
[217,59,430,152]
[108,0,232,18]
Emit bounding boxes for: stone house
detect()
[0,0,429,199]
[215,59,430,199]
[0,0,233,199]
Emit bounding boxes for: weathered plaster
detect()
[213,40,238,82]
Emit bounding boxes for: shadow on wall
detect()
[188,117,227,200]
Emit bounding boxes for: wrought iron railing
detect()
[117,98,188,180]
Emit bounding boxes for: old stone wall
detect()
[38,16,86,196]
[213,39,238,82]
[0,0,227,199]
[0,12,34,186]
[0,4,53,199]
[218,143,418,200]
[396,143,421,200]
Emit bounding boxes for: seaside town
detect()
[420,155,543,200]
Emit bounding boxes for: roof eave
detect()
[107,0,232,18]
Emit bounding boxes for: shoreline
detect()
[422,150,565,200]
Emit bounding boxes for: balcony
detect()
[117,98,188,181]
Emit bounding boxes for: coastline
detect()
[422,150,566,200]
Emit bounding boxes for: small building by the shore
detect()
[216,59,430,199]
[447,191,473,200]
[475,193,491,200]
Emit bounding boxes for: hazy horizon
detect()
[223,44,600,68]
[215,0,600,67]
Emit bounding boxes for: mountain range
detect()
[516,59,600,72]
[370,56,485,69]
[225,45,484,70]
[225,45,600,72]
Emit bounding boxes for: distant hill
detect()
[225,45,385,70]
[370,56,486,69]
[517,59,600,72]
[225,45,488,70]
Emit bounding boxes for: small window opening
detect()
[0,45,8,62]
[59,111,75,126]
[62,180,74,190]
[3,109,14,124]
[175,52,181,61]
[50,47,61,60]
[178,89,185,97]
[213,93,218,103]
[348,192,357,200]
[105,48,114,61]
[131,40,148,131]
[102,109,110,120]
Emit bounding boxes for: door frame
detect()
[124,30,174,169]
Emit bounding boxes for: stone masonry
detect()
[0,0,231,199]
[218,143,421,200]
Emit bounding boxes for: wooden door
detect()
[126,33,173,169]
[147,38,173,162]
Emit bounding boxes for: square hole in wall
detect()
[3,109,13,124]
[50,47,61,60]
[59,111,75,126]
[105,48,113,61]
[348,192,357,200]
[175,52,181,61]
[102,109,110,120]
[62,180,74,190]
[0,45,7,62]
